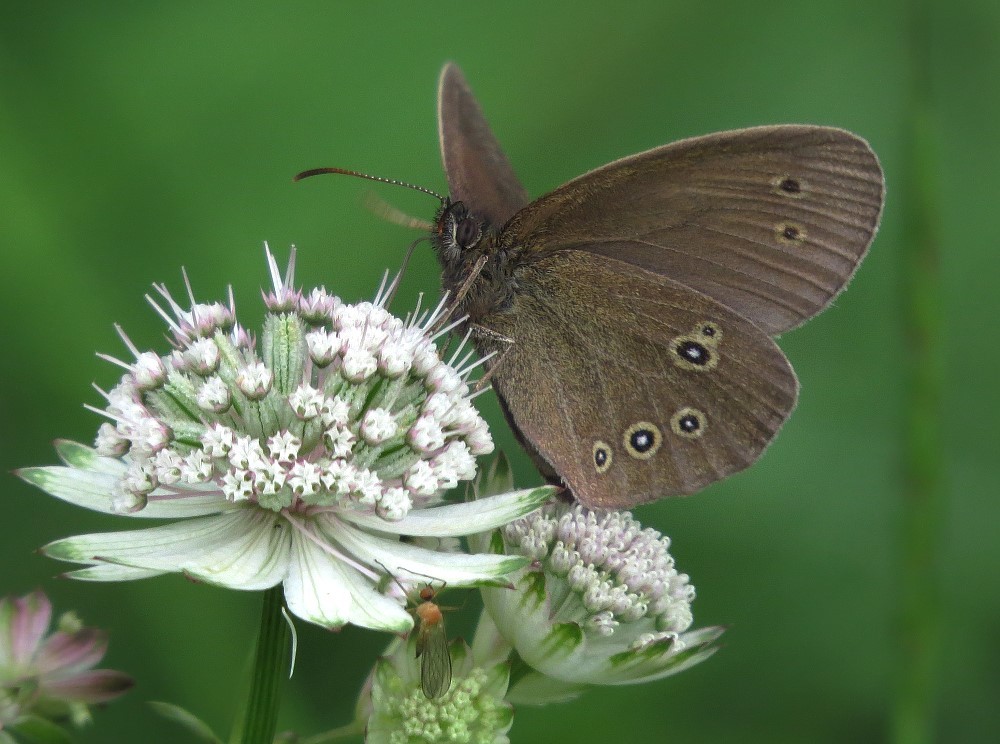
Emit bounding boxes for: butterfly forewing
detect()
[438,62,529,227]
[501,125,884,335]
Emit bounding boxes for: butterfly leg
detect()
[469,324,514,393]
[428,254,489,334]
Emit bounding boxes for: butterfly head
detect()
[433,199,486,263]
[431,198,517,323]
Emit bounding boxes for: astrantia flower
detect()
[0,590,132,732]
[477,503,724,692]
[18,247,553,632]
[364,636,513,744]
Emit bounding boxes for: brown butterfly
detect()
[430,63,883,509]
[299,63,884,509]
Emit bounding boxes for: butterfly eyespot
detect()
[678,340,708,364]
[671,408,706,439]
[776,221,807,244]
[671,337,719,371]
[774,175,805,197]
[623,422,662,460]
[696,321,722,343]
[593,441,613,473]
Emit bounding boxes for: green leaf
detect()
[476,451,514,498]
[540,622,584,657]
[53,439,121,473]
[7,716,73,744]
[149,701,224,743]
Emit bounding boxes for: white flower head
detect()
[267,430,301,462]
[94,422,128,457]
[477,501,724,689]
[323,425,355,459]
[287,383,325,420]
[182,337,221,375]
[306,328,342,367]
[342,347,378,382]
[19,247,555,632]
[130,350,167,390]
[298,286,341,324]
[408,415,446,454]
[235,361,273,400]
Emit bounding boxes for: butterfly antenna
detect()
[364,190,435,231]
[472,348,507,393]
[294,167,444,202]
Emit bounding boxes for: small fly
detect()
[412,583,452,700]
[380,565,455,700]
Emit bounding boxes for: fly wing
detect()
[417,622,453,699]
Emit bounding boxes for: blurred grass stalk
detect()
[894,0,944,742]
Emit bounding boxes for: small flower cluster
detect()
[478,500,722,688]
[502,505,694,643]
[0,591,132,732]
[365,636,512,744]
[93,248,492,522]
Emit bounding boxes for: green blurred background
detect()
[1,1,997,742]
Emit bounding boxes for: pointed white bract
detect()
[19,248,554,632]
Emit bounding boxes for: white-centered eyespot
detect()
[623,422,662,460]
[593,440,613,473]
[671,407,706,440]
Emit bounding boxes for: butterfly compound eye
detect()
[454,217,481,249]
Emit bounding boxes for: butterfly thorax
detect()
[432,200,520,325]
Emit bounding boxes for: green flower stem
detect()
[232,586,291,744]
[894,1,944,742]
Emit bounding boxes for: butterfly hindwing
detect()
[476,250,798,508]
